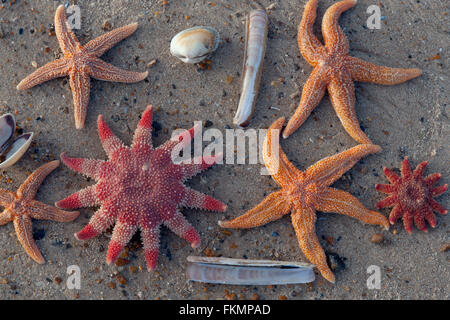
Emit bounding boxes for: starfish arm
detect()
[264,118,303,187]
[17,160,59,200]
[374,183,396,194]
[56,184,100,209]
[60,153,105,181]
[183,187,227,212]
[85,23,139,57]
[0,189,15,206]
[346,56,422,85]
[0,209,12,226]
[219,191,290,228]
[424,208,437,228]
[297,0,326,65]
[75,203,118,240]
[69,71,91,129]
[158,124,199,158]
[316,187,389,229]
[89,58,148,83]
[97,115,127,159]
[376,195,397,208]
[132,105,153,150]
[401,157,412,179]
[16,58,69,90]
[13,215,45,264]
[424,173,441,186]
[403,211,413,234]
[179,154,222,181]
[162,209,201,248]
[106,214,138,265]
[291,205,335,283]
[383,167,400,184]
[432,184,448,197]
[321,0,356,55]
[412,161,427,178]
[282,68,327,139]
[328,69,372,144]
[429,198,447,215]
[388,205,403,224]
[27,200,79,222]
[140,224,161,271]
[304,144,381,187]
[55,5,80,54]
[413,211,427,232]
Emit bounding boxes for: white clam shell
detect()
[186,256,315,285]
[170,26,220,64]
[0,133,34,169]
[0,113,33,169]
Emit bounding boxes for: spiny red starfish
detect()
[0,161,79,263]
[376,157,447,234]
[283,0,422,143]
[56,105,227,271]
[220,117,388,283]
[17,5,148,129]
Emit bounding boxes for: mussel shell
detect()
[170,26,219,64]
[0,132,34,169]
[0,113,16,148]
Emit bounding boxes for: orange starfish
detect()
[219,118,389,283]
[0,161,79,263]
[17,5,148,129]
[283,0,422,143]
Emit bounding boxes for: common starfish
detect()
[0,161,79,263]
[219,117,389,282]
[282,0,422,143]
[17,5,148,129]
[56,105,227,271]
[376,157,447,234]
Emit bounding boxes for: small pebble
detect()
[440,243,450,252]
[370,233,384,244]
[102,20,113,31]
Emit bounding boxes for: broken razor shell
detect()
[186,256,315,285]
[170,26,220,64]
[0,113,34,169]
[233,9,268,127]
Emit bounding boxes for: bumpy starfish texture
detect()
[0,161,79,263]
[17,5,148,129]
[283,0,422,143]
[56,105,227,271]
[375,157,447,234]
[220,117,388,283]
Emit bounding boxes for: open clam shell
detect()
[0,113,16,147]
[170,26,220,64]
[0,113,33,169]
[186,256,315,285]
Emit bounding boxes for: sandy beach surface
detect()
[0,0,448,299]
